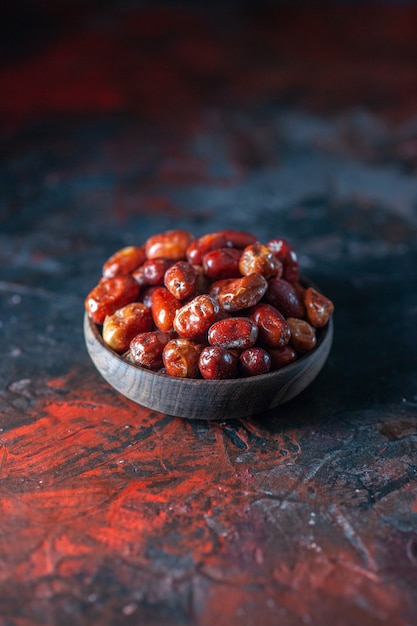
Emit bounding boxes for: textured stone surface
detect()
[1,2,417,625]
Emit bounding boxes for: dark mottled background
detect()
[0,2,417,625]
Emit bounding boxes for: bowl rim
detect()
[84,304,333,389]
[84,275,334,418]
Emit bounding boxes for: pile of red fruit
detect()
[85,229,334,379]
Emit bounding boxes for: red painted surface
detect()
[1,3,417,624]
[1,5,417,129]
[1,368,417,624]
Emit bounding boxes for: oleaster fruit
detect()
[85,228,335,379]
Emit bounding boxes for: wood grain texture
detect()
[84,312,333,420]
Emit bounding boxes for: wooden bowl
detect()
[84,297,333,420]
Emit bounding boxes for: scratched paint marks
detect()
[189,405,417,625]
[0,331,417,625]
[1,369,417,624]
[0,370,302,591]
[85,406,300,577]
[242,406,417,625]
